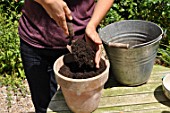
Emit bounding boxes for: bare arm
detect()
[86,0,114,68]
[35,0,72,35]
[88,0,114,31]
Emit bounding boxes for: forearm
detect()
[88,0,114,28]
[85,0,114,68]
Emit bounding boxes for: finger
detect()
[85,35,101,68]
[53,11,65,26]
[60,20,69,35]
[56,13,69,35]
[63,5,72,20]
[95,44,102,68]
[49,13,53,19]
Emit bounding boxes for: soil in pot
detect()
[59,39,106,79]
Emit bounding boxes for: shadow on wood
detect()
[161,111,170,113]
[154,85,170,108]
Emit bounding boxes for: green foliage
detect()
[0,0,26,97]
[101,0,170,66]
[102,0,170,26]
[0,0,27,109]
[158,48,170,66]
[0,0,23,20]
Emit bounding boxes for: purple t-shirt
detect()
[18,0,95,49]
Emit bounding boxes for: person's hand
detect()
[85,23,102,68]
[35,0,72,35]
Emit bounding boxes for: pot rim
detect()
[163,74,170,91]
[53,55,110,83]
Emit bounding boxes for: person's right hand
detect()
[35,0,72,35]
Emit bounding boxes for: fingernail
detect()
[66,31,69,35]
[96,64,100,68]
[69,16,73,20]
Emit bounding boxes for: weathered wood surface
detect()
[47,65,170,113]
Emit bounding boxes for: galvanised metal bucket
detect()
[99,20,163,86]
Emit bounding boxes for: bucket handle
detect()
[107,35,162,49]
[162,29,167,39]
[108,42,129,48]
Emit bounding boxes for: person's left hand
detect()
[85,24,102,68]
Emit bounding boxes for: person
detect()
[18,0,114,112]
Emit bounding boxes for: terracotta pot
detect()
[53,55,110,113]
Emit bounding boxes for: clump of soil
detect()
[59,39,106,79]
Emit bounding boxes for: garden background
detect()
[0,0,169,112]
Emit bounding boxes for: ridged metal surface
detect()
[99,20,163,86]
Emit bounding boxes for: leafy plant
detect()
[0,0,26,97]
[101,0,170,66]
[0,0,27,109]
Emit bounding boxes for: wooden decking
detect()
[47,65,170,113]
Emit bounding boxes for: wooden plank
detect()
[50,66,170,101]
[102,82,163,97]
[103,68,170,89]
[47,111,71,113]
[48,93,170,113]
[105,69,170,87]
[51,91,64,101]
[152,65,170,72]
[128,108,170,113]
[48,86,170,112]
[47,107,170,113]
[94,102,170,113]
[47,102,170,113]
[47,65,170,113]
[50,82,164,101]
[99,92,169,108]
[48,100,69,111]
[102,71,170,97]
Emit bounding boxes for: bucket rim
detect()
[99,20,163,49]
[100,20,163,32]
